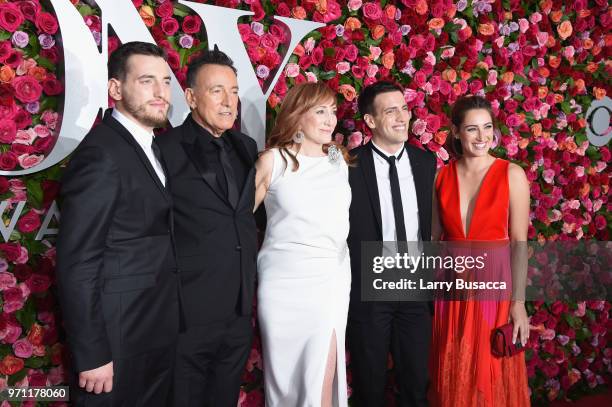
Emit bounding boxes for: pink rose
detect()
[362,2,382,20]
[35,12,58,35]
[17,210,41,233]
[347,132,363,150]
[17,154,43,169]
[0,3,24,33]
[0,321,22,343]
[425,114,441,133]
[348,0,363,11]
[336,62,350,74]
[12,75,42,103]
[33,124,51,138]
[285,63,299,78]
[2,286,26,313]
[0,119,16,144]
[0,272,16,290]
[412,119,427,136]
[15,129,36,145]
[15,246,29,264]
[12,338,33,359]
[344,44,358,62]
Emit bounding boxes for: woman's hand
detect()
[510,301,530,347]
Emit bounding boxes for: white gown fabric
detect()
[257,148,352,406]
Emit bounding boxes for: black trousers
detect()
[348,301,431,407]
[173,314,252,407]
[70,345,175,407]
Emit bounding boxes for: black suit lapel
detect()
[361,143,383,238]
[103,111,170,202]
[406,144,429,240]
[227,131,255,209]
[179,125,232,207]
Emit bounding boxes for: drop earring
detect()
[293,130,304,144]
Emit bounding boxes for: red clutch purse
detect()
[491,323,525,357]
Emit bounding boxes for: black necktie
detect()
[211,137,239,208]
[151,137,166,185]
[371,144,408,253]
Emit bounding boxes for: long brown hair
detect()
[447,95,495,156]
[267,82,354,171]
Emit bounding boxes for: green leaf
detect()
[179,48,188,68]
[319,71,337,81]
[173,4,191,18]
[14,299,37,330]
[78,5,95,17]
[25,355,49,369]
[0,31,10,41]
[36,57,56,72]
[39,97,58,112]
[25,181,44,209]
[7,368,27,386]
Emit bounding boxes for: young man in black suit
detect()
[156,48,258,407]
[347,82,437,407]
[57,42,179,406]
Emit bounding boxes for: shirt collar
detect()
[188,114,233,151]
[111,108,154,146]
[371,140,405,160]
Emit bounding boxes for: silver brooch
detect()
[328,144,341,165]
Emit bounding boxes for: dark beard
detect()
[123,98,169,128]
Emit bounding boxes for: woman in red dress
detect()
[431,96,531,406]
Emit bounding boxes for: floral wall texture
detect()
[0,0,610,405]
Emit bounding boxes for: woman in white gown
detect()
[254,82,353,407]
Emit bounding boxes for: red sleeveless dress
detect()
[431,158,530,407]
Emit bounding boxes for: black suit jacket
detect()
[347,142,437,307]
[156,115,258,327]
[56,111,179,373]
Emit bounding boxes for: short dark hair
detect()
[357,81,404,116]
[108,41,167,81]
[448,95,495,156]
[186,47,237,88]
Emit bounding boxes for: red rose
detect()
[17,210,41,233]
[269,24,287,43]
[0,355,24,375]
[276,3,290,17]
[5,49,23,68]
[251,1,264,22]
[0,3,24,33]
[161,17,179,36]
[261,33,279,50]
[0,40,11,63]
[14,107,32,130]
[18,1,41,23]
[40,47,59,63]
[12,75,42,103]
[166,49,180,70]
[0,176,8,194]
[155,1,174,18]
[26,273,51,293]
[132,0,144,8]
[182,15,201,34]
[363,2,383,20]
[0,119,16,144]
[13,264,32,281]
[35,12,58,35]
[33,136,54,155]
[42,75,63,96]
[0,151,17,170]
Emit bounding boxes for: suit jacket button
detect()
[235,245,242,251]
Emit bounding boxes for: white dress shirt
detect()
[371,141,421,256]
[112,109,166,186]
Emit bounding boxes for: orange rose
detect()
[339,84,356,101]
[292,6,307,20]
[578,9,591,18]
[476,61,489,70]
[538,86,548,99]
[540,0,553,13]
[553,94,564,104]
[557,20,572,40]
[574,78,585,93]
[518,138,529,149]
[28,66,47,81]
[415,0,428,15]
[442,68,457,83]
[531,123,542,137]
[293,44,305,57]
[428,18,445,30]
[315,0,327,14]
[593,87,606,100]
[139,5,155,27]
[583,38,593,50]
[268,93,280,109]
[548,55,561,69]
[478,23,495,36]
[27,324,44,346]
[586,62,598,73]
[381,52,394,70]
[0,355,24,376]
[372,25,385,40]
[580,183,590,198]
[434,131,448,145]
[0,65,14,83]
[605,34,612,47]
[538,67,550,78]
[385,5,397,20]
[446,5,457,19]
[460,70,471,81]
[546,35,556,48]
[550,10,563,23]
[501,71,514,84]
[592,45,601,56]
[452,83,462,96]
[344,17,361,31]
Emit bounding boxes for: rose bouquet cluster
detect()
[0,1,609,405]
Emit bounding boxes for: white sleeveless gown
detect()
[257,148,352,406]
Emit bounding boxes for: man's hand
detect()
[79,361,113,394]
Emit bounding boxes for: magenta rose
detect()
[13,107,32,130]
[0,320,22,343]
[5,49,22,68]
[17,1,40,23]
[0,271,16,290]
[12,338,33,359]
[26,273,51,294]
[182,15,201,34]
[155,1,174,18]
[0,3,24,33]
[0,119,16,144]
[17,210,41,233]
[35,12,58,34]
[161,17,179,36]
[0,152,17,170]
[0,40,11,62]
[2,286,26,313]
[33,136,54,154]
[12,264,32,281]
[0,176,8,194]
[362,2,382,20]
[12,75,42,103]
[166,49,180,70]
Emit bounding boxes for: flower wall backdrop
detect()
[0,0,610,405]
